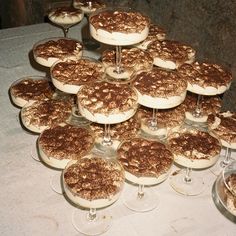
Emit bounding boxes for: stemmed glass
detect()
[48,6,84,37]
[63,155,125,235]
[168,128,221,195]
[117,137,173,212]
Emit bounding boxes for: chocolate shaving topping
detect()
[178,61,232,88]
[34,39,82,60]
[64,157,124,200]
[168,130,221,160]
[10,78,55,102]
[102,48,153,71]
[49,6,83,17]
[39,124,94,160]
[147,40,195,66]
[77,81,137,115]
[117,138,173,178]
[182,92,222,116]
[51,59,105,85]
[208,112,236,144]
[90,9,150,33]
[132,67,187,97]
[22,99,72,128]
[90,114,141,140]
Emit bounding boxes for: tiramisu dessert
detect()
[21,99,72,133]
[90,114,141,149]
[146,39,195,70]
[9,76,55,107]
[207,111,236,148]
[77,81,138,124]
[38,124,94,169]
[48,6,84,27]
[63,155,125,208]
[51,58,105,94]
[223,179,236,216]
[117,137,173,185]
[101,48,153,79]
[33,37,83,67]
[132,67,187,109]
[168,129,221,169]
[89,8,150,45]
[135,23,166,50]
[178,62,232,95]
[137,104,185,136]
[73,0,106,14]
[183,92,222,123]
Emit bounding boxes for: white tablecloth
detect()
[0,20,235,236]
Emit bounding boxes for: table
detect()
[0,20,235,236]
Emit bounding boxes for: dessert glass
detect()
[168,128,221,196]
[63,155,125,235]
[48,6,84,37]
[223,160,236,197]
[117,137,173,212]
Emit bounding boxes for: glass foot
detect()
[122,187,159,212]
[50,171,63,195]
[210,156,233,176]
[169,169,205,196]
[68,106,91,126]
[83,38,101,51]
[93,140,118,157]
[31,145,40,162]
[72,209,112,236]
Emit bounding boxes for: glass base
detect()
[122,187,159,212]
[169,169,205,196]
[93,138,119,157]
[31,145,41,162]
[210,156,234,176]
[50,171,63,195]
[72,209,112,236]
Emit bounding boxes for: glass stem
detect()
[115,45,123,74]
[137,184,145,199]
[193,95,203,118]
[63,27,69,37]
[87,208,97,221]
[222,147,231,166]
[102,124,112,146]
[150,108,158,128]
[184,167,192,183]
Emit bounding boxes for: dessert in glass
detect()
[132,67,187,139]
[89,7,150,78]
[135,23,166,50]
[208,111,236,175]
[168,128,221,195]
[77,81,138,155]
[38,124,94,194]
[63,155,125,235]
[20,99,72,133]
[146,39,195,70]
[51,57,105,125]
[117,137,173,212]
[33,37,83,67]
[73,0,106,50]
[9,76,55,108]
[101,47,153,80]
[178,61,232,125]
[48,6,84,37]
